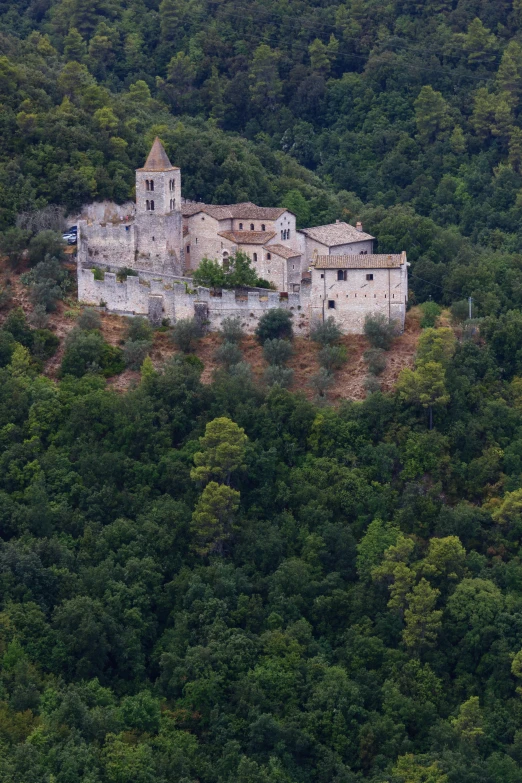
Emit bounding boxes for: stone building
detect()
[77,138,183,277]
[77,138,408,335]
[298,221,374,260]
[309,252,409,333]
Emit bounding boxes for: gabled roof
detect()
[265,244,301,259]
[299,221,374,246]
[312,253,406,269]
[183,201,290,220]
[218,230,276,245]
[137,137,178,172]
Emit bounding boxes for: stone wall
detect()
[309,264,408,333]
[78,221,136,270]
[77,267,310,334]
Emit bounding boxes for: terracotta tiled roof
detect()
[218,230,276,245]
[183,202,291,220]
[299,221,374,245]
[312,253,406,269]
[265,243,300,259]
[137,137,178,172]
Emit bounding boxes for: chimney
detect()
[356,221,363,232]
[335,219,340,224]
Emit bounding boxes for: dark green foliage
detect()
[27,231,64,267]
[364,347,387,376]
[264,364,294,387]
[255,309,293,343]
[318,344,347,371]
[77,308,102,331]
[262,338,293,366]
[60,329,125,377]
[3,307,33,347]
[193,252,268,290]
[126,316,153,343]
[310,317,342,346]
[0,284,12,311]
[420,301,441,328]
[22,258,70,312]
[452,300,472,323]
[220,317,243,344]
[309,366,334,397]
[171,318,202,353]
[364,314,398,351]
[116,267,138,282]
[123,339,151,370]
[214,340,242,369]
[0,330,15,367]
[31,329,60,360]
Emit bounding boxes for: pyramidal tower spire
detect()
[142,137,174,171]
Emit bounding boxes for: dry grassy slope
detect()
[1,261,422,402]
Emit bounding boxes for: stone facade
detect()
[77,139,409,335]
[309,253,408,333]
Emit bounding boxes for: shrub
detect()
[0,227,30,269]
[28,230,65,266]
[123,339,152,370]
[22,257,70,312]
[93,267,104,281]
[255,309,293,343]
[60,329,124,378]
[451,299,472,323]
[263,338,293,366]
[420,301,441,328]
[364,313,397,350]
[3,308,33,348]
[28,305,49,329]
[171,318,202,353]
[31,329,60,360]
[0,284,12,311]
[116,267,138,282]
[364,375,381,394]
[77,308,102,330]
[310,317,342,346]
[0,330,16,367]
[309,367,334,397]
[220,316,243,344]
[364,348,386,376]
[215,340,242,369]
[264,365,294,388]
[126,316,153,342]
[318,344,347,371]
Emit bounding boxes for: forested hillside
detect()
[3,1,522,782]
[4,0,522,305]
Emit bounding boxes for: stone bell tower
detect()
[135,137,183,275]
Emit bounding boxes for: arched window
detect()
[239,223,243,230]
[253,253,257,262]
[261,224,265,231]
[145,180,150,191]
[337,269,344,281]
[146,199,150,210]
[150,200,155,211]
[250,223,254,230]
[150,180,154,192]
[266,252,271,260]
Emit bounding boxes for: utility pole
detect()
[468,296,473,320]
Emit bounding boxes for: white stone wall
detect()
[184,214,225,270]
[77,267,308,334]
[309,264,407,333]
[298,234,374,263]
[78,221,136,270]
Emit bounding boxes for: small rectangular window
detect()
[366,273,373,280]
[328,300,336,309]
[186,245,190,253]
[320,273,324,279]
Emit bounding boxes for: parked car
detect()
[62,232,77,245]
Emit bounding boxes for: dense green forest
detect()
[4,0,522,781]
[4,0,522,305]
[0,309,522,782]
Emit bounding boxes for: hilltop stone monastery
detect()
[77,138,408,334]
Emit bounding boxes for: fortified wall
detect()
[77,266,311,334]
